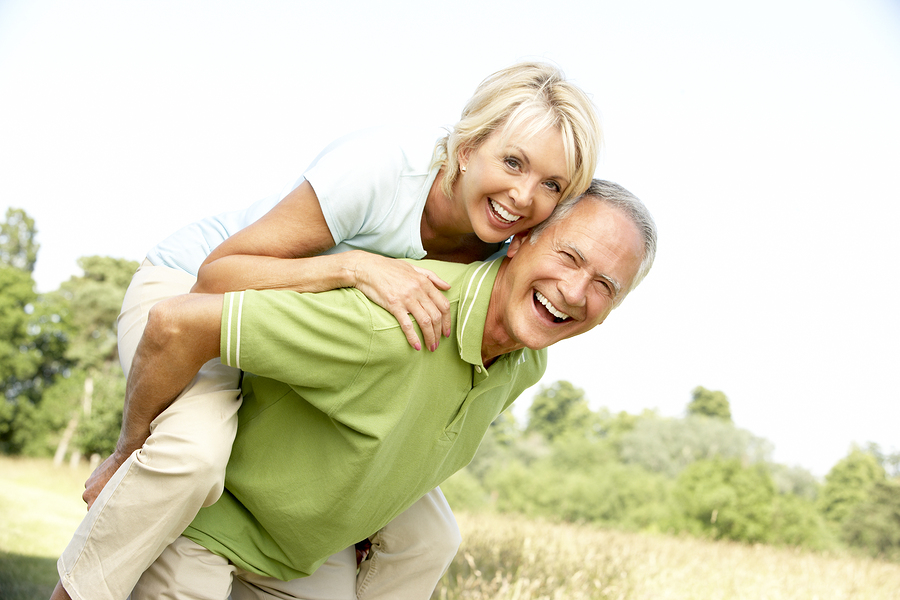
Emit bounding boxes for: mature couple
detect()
[52,62,657,600]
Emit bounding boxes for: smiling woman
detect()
[52,62,603,600]
[452,124,569,244]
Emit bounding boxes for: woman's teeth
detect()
[490,200,521,223]
[535,291,570,322]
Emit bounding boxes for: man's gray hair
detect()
[530,179,658,298]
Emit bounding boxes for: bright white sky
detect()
[1,0,898,477]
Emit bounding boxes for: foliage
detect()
[768,462,820,500]
[0,266,72,453]
[72,367,126,457]
[841,479,900,560]
[55,255,138,368]
[1,210,135,459]
[0,265,40,397]
[768,492,836,550]
[819,446,886,525]
[441,382,897,558]
[687,385,732,421]
[0,207,40,273]
[0,209,74,453]
[618,413,772,478]
[673,458,775,543]
[525,380,595,442]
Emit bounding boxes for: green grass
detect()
[0,456,92,600]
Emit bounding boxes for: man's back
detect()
[184,258,546,580]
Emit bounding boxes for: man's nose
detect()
[559,272,590,307]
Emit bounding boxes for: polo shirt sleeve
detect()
[220,289,374,392]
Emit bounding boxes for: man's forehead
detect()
[544,200,643,284]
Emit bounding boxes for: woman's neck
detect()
[421,168,501,264]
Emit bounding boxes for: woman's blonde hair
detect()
[436,62,601,202]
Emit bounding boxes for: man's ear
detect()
[506,230,530,258]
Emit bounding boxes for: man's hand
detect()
[83,450,130,509]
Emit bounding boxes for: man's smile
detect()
[534,290,571,323]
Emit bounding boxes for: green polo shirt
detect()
[182,258,546,580]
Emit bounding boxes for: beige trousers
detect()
[57,261,459,600]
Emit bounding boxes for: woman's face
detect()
[457,124,570,244]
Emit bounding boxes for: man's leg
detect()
[232,547,357,600]
[131,536,237,600]
[56,263,242,600]
[356,488,461,600]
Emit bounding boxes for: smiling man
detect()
[114,179,656,599]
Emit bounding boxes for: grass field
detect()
[2,456,899,599]
[0,456,92,600]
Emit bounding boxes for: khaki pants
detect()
[58,261,459,600]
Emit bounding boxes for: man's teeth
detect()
[535,291,570,322]
[490,200,521,223]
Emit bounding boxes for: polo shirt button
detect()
[475,366,482,373]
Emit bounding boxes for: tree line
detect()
[0,208,132,463]
[2,207,898,561]
[441,380,900,561]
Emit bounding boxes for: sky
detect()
[1,0,898,477]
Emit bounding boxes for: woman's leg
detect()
[56,263,243,600]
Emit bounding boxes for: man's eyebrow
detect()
[564,242,621,296]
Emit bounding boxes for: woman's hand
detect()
[346,252,452,351]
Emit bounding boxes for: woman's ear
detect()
[457,145,473,172]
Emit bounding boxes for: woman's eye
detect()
[544,180,561,193]
[504,157,521,170]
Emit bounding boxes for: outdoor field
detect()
[2,456,899,600]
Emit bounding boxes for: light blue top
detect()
[145,126,445,275]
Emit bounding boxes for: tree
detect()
[618,414,772,478]
[55,256,138,367]
[0,264,72,453]
[674,458,775,543]
[842,479,900,560]
[0,207,40,273]
[525,380,595,442]
[687,386,732,421]
[49,255,137,463]
[819,446,885,525]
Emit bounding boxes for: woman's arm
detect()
[192,181,452,351]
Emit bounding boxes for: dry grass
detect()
[436,512,900,600]
[2,457,899,600]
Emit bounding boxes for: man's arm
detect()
[83,293,225,507]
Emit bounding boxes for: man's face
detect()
[484,199,645,359]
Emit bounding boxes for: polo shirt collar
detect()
[455,258,503,368]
